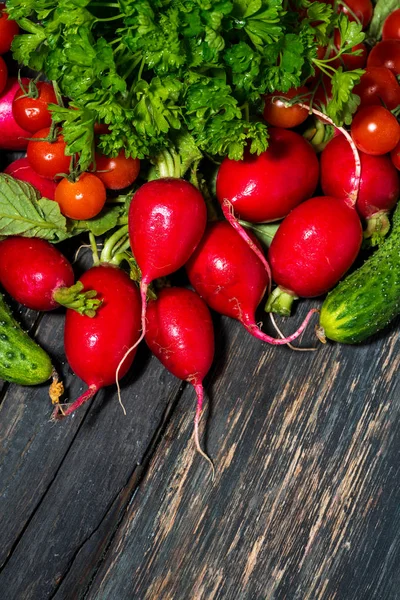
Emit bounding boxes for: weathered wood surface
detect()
[0,297,399,600]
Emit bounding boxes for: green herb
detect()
[8,0,363,168]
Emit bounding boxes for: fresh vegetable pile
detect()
[0,0,399,473]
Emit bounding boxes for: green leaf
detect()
[368,0,399,41]
[326,68,363,126]
[0,175,70,242]
[72,204,124,236]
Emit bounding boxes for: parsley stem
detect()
[89,2,119,6]
[94,14,122,22]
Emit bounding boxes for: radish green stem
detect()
[90,232,100,265]
[100,225,128,263]
[222,199,272,295]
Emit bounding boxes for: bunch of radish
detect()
[0,1,399,477]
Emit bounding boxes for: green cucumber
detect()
[0,294,53,385]
[318,203,400,344]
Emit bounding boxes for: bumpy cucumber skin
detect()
[0,294,53,385]
[320,203,400,344]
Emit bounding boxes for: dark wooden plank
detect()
[84,310,400,600]
[0,313,182,599]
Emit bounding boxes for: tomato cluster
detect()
[263,5,400,168]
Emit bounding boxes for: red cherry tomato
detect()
[367,40,400,76]
[263,86,310,129]
[382,8,400,41]
[351,106,400,155]
[353,66,400,111]
[391,140,400,171]
[338,0,373,29]
[94,150,140,190]
[27,127,71,180]
[12,81,57,133]
[0,55,7,95]
[0,4,19,55]
[55,173,107,220]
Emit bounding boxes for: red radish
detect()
[266,196,363,314]
[216,128,319,223]
[0,77,31,150]
[53,265,141,419]
[321,134,400,221]
[4,157,57,200]
[186,221,318,343]
[0,237,74,311]
[145,287,215,470]
[127,177,207,343]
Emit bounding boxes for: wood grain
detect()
[85,311,400,600]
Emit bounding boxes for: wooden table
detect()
[0,275,398,600]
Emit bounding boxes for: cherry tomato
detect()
[382,8,400,41]
[27,127,71,180]
[55,173,107,220]
[263,86,310,129]
[367,40,400,76]
[332,31,367,70]
[338,0,373,29]
[351,106,400,155]
[94,150,140,190]
[12,81,57,133]
[391,140,400,171]
[0,55,7,95]
[0,4,19,55]
[353,66,400,111]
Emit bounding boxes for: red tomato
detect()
[55,173,106,220]
[351,106,400,155]
[391,140,400,170]
[352,66,400,111]
[27,127,71,180]
[12,81,57,133]
[0,55,7,95]
[0,4,19,55]
[382,8,400,41]
[338,0,373,29]
[333,31,367,70]
[367,40,400,76]
[263,86,310,129]
[94,150,140,190]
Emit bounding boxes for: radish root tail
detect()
[193,383,215,481]
[269,313,317,351]
[222,199,272,295]
[115,281,148,414]
[49,369,64,404]
[245,307,319,346]
[51,384,98,421]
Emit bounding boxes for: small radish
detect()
[126,177,207,348]
[0,237,101,314]
[265,196,363,315]
[145,287,215,471]
[52,264,141,419]
[186,221,318,344]
[4,157,57,200]
[0,77,31,151]
[321,134,400,240]
[216,127,319,223]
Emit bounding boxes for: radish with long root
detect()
[145,287,215,476]
[117,178,207,371]
[186,221,318,345]
[52,264,141,419]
